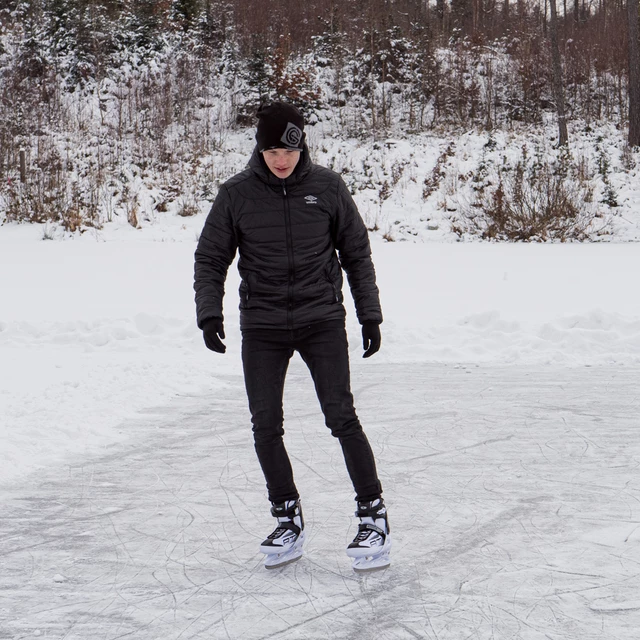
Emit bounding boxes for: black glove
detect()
[362,322,381,358]
[202,317,226,353]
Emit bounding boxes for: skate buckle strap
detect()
[271,502,299,519]
[357,523,386,538]
[355,505,386,519]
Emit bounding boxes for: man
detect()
[194,102,390,572]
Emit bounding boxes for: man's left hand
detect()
[362,322,381,358]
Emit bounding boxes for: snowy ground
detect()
[1,219,640,638]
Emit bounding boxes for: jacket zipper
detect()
[324,268,340,302]
[282,180,295,329]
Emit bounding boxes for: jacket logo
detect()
[304,195,318,204]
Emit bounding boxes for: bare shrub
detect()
[423,142,455,200]
[1,175,100,232]
[120,184,140,229]
[452,148,608,242]
[177,191,200,217]
[1,139,102,232]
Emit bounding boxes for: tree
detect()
[174,0,199,31]
[548,0,569,145]
[628,0,640,147]
[451,0,473,36]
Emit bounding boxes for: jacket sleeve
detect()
[333,177,383,325]
[194,185,238,328]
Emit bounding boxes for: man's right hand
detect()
[202,318,226,353]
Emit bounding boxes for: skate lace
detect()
[354,525,378,543]
[267,526,288,540]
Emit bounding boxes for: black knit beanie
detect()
[256,102,305,152]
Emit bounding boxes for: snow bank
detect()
[1,225,639,485]
[372,241,640,365]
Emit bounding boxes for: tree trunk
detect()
[629,0,640,147]
[20,148,26,183]
[549,0,569,146]
[437,0,446,25]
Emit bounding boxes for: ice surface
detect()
[2,362,639,639]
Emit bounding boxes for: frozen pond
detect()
[2,361,639,639]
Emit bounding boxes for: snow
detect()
[2,172,640,638]
[2,224,638,486]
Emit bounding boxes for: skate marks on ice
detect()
[364,363,640,639]
[1,364,639,639]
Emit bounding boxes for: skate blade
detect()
[264,548,303,569]
[352,552,391,572]
[262,532,305,569]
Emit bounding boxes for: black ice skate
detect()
[259,499,305,569]
[346,498,391,572]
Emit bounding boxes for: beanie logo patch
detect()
[281,122,303,148]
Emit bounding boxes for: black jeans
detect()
[241,320,382,504]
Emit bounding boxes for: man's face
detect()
[262,149,301,179]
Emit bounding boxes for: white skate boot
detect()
[259,499,305,569]
[346,498,391,572]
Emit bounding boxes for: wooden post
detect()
[19,148,26,183]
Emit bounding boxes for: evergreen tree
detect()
[174,0,199,31]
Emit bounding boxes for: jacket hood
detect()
[248,144,312,188]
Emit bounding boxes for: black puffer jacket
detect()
[194,145,382,331]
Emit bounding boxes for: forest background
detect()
[1,0,640,242]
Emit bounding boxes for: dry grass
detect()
[452,149,610,242]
